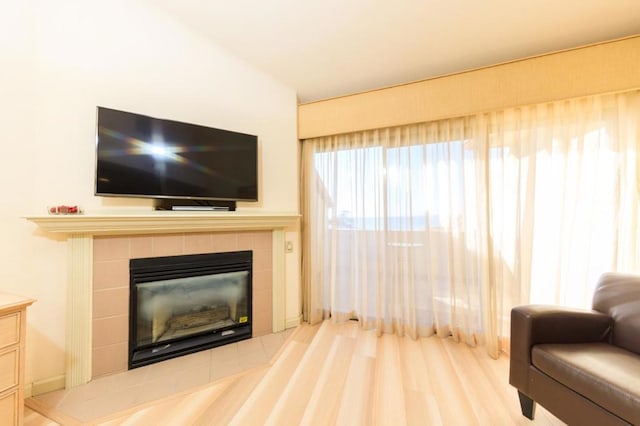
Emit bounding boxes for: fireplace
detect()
[27,213,297,387]
[129,250,252,369]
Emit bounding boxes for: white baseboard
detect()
[285,315,302,329]
[26,375,66,397]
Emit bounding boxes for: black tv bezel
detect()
[94,106,259,203]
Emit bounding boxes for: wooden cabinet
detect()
[0,294,34,425]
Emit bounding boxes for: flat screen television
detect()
[95,107,258,207]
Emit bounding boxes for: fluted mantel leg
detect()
[272,229,286,333]
[66,234,93,388]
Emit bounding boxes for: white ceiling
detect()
[149,0,640,103]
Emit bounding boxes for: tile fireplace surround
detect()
[27,211,299,389]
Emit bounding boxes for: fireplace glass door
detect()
[129,251,252,368]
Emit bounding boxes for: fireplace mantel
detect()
[27,211,299,388]
[26,211,300,235]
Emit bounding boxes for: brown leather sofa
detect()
[509,273,640,425]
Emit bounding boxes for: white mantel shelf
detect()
[26,211,300,235]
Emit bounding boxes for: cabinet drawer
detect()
[0,312,19,350]
[0,389,17,425]
[0,348,18,393]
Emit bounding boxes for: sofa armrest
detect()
[509,305,612,393]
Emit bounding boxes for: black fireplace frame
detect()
[128,251,252,369]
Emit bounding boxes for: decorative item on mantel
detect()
[48,205,83,215]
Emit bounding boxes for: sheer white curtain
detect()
[301,91,640,357]
[486,93,640,346]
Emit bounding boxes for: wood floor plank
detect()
[290,322,321,344]
[98,403,176,426]
[146,382,228,425]
[404,388,442,426]
[399,337,442,425]
[373,333,407,425]
[335,354,376,426]
[191,366,269,426]
[299,334,356,425]
[265,320,336,425]
[352,323,377,358]
[24,407,60,426]
[419,336,478,425]
[95,379,231,425]
[335,319,360,338]
[440,338,513,425]
[228,340,310,425]
[27,321,565,425]
[463,343,536,425]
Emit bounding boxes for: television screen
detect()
[95,107,258,202]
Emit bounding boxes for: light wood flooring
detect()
[26,320,564,425]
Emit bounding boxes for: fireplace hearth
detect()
[129,250,252,369]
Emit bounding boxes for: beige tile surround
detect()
[92,231,273,378]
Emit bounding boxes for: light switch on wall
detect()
[285,240,294,253]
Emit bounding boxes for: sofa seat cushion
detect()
[532,342,640,425]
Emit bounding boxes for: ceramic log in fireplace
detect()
[129,250,252,369]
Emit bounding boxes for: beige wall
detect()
[1,0,300,389]
[298,35,640,139]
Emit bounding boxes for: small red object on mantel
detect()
[48,205,82,214]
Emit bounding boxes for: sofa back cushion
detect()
[592,273,640,355]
